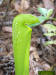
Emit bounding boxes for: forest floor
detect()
[0,0,56,75]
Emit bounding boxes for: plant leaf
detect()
[43,24,56,32]
[44,32,56,36]
[38,8,48,16]
[47,9,53,17]
[38,16,48,23]
[44,40,56,45]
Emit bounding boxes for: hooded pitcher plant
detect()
[12,14,40,75]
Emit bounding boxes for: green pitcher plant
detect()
[12,14,40,75]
